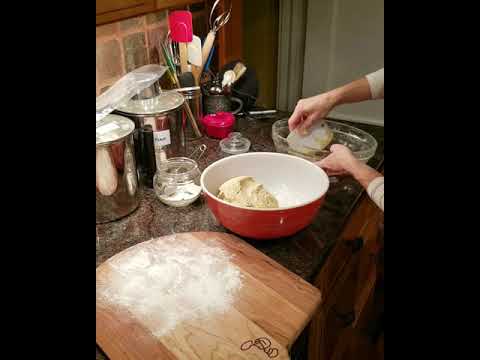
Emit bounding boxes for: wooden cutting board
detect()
[96,232,322,360]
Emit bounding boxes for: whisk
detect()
[210,0,232,31]
[201,0,232,71]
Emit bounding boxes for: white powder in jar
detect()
[157,183,202,207]
[97,235,243,337]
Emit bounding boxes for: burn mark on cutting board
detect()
[241,337,279,358]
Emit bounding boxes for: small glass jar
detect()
[153,157,202,207]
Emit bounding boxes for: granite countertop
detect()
[96,112,384,279]
[96,112,384,359]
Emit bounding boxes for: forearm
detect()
[326,68,384,108]
[345,158,382,190]
[345,158,384,211]
[328,78,373,108]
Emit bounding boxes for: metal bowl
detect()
[272,119,378,163]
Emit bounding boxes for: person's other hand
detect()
[288,93,336,133]
[316,144,357,175]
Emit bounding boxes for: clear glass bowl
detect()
[272,119,378,163]
[153,157,202,207]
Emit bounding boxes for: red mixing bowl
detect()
[200,152,330,240]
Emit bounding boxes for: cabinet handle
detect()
[369,245,384,265]
[333,308,355,328]
[345,237,363,253]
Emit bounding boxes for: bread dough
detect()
[217,176,279,209]
[287,120,334,154]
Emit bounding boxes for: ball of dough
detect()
[217,176,279,209]
[287,120,334,154]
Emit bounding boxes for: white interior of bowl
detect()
[201,152,330,211]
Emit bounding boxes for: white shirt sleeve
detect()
[367,176,384,211]
[366,68,384,100]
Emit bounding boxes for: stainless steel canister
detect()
[115,92,186,183]
[96,114,139,224]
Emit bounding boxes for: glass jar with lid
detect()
[153,157,202,207]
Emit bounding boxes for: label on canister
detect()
[153,130,171,148]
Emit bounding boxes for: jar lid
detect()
[219,132,251,154]
[116,91,185,115]
[202,112,235,128]
[96,114,135,145]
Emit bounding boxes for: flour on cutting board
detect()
[97,236,243,337]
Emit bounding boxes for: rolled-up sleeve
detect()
[366,68,384,100]
[367,176,384,211]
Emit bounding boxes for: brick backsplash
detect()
[96,10,168,96]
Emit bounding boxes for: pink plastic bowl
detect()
[202,112,235,139]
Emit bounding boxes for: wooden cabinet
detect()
[96,0,205,25]
[96,0,155,25]
[215,0,243,68]
[309,184,384,360]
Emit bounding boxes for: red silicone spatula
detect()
[169,11,193,74]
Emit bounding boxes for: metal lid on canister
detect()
[96,114,135,146]
[116,91,185,116]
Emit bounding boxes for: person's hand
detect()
[316,144,358,176]
[288,92,336,133]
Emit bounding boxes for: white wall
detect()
[302,0,384,125]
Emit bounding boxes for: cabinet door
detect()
[96,0,155,25]
[314,193,378,299]
[308,251,359,360]
[309,188,384,360]
[308,226,382,360]
[353,214,383,330]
